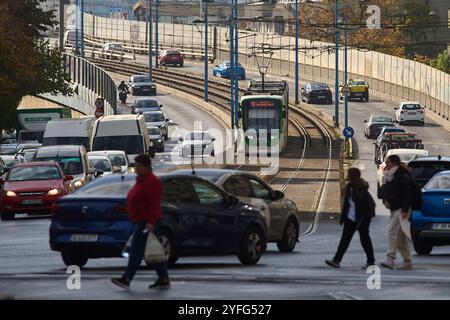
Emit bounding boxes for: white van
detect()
[91,115,155,164]
[43,118,94,151]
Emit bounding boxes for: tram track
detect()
[87,57,336,237]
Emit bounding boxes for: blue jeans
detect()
[123,220,169,281]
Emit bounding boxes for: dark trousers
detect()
[124,220,169,281]
[333,218,375,264]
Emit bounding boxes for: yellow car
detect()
[340,79,369,102]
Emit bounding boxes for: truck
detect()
[16,106,72,143]
[42,118,95,151]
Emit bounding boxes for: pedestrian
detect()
[325,167,376,269]
[111,154,170,289]
[380,154,413,270]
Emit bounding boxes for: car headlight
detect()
[47,188,62,196]
[5,191,17,197]
[157,139,162,142]
[73,180,83,188]
[151,85,156,88]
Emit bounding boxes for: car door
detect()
[248,177,285,240]
[191,178,238,251]
[161,177,211,253]
[222,175,270,230]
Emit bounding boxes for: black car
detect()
[132,98,162,114]
[128,75,157,96]
[49,173,268,267]
[301,83,332,104]
[407,156,450,189]
[364,115,395,139]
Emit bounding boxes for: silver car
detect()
[173,168,300,252]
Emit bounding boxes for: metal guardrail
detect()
[63,53,117,114]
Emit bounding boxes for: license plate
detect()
[354,93,362,96]
[22,199,43,205]
[142,88,150,91]
[408,112,416,115]
[70,234,99,242]
[318,96,325,99]
[432,223,450,231]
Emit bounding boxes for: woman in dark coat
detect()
[326,167,376,269]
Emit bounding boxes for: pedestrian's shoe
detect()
[149,278,170,289]
[361,262,376,270]
[397,260,413,270]
[325,259,340,268]
[111,277,130,290]
[380,257,395,270]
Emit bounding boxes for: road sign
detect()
[95,98,105,119]
[343,127,354,139]
[342,84,351,97]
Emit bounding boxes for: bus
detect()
[238,81,289,155]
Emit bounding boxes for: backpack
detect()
[410,177,423,210]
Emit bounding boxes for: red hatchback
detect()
[0,162,73,221]
[158,49,184,67]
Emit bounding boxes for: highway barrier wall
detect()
[82,14,450,126]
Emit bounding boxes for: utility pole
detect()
[148,0,153,81]
[155,0,159,68]
[334,0,340,127]
[229,12,235,129]
[81,0,84,57]
[75,0,79,54]
[204,0,209,102]
[294,0,299,104]
[233,0,239,126]
[59,0,64,51]
[344,15,348,129]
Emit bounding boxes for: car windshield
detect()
[0,146,19,155]
[310,83,329,90]
[135,100,159,108]
[409,162,450,181]
[402,104,421,110]
[76,177,135,196]
[134,76,151,83]
[144,113,165,122]
[35,156,83,175]
[8,165,61,182]
[90,159,112,172]
[42,137,89,150]
[2,158,19,167]
[349,80,366,85]
[167,51,181,55]
[147,128,161,136]
[93,136,144,155]
[109,154,127,166]
[186,132,211,141]
[372,116,392,123]
[23,150,36,162]
[424,174,450,190]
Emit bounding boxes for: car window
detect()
[147,127,161,136]
[109,154,127,166]
[425,174,450,190]
[409,162,450,181]
[401,104,421,111]
[35,156,83,175]
[8,166,61,181]
[249,178,272,199]
[162,178,196,204]
[135,100,159,108]
[144,113,165,122]
[191,180,224,206]
[77,178,134,196]
[223,176,253,197]
[372,116,392,123]
[90,159,112,172]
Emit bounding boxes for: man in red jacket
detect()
[111,154,169,290]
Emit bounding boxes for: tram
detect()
[238,80,289,155]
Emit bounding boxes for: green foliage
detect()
[0,0,71,130]
[430,50,450,74]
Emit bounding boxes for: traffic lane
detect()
[2,215,450,298]
[114,82,227,172]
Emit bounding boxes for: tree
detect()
[0,0,71,131]
[430,50,450,74]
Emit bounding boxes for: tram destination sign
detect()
[250,101,275,107]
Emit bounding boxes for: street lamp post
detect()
[75,0,79,54]
[81,0,84,57]
[344,15,348,129]
[233,0,239,126]
[204,0,209,102]
[148,0,153,81]
[334,0,339,127]
[155,0,159,68]
[294,0,299,104]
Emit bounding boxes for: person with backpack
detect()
[380,154,414,270]
[325,167,376,269]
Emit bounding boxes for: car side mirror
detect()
[165,118,170,122]
[394,107,399,110]
[95,170,104,178]
[148,146,155,158]
[113,166,122,173]
[159,104,163,108]
[364,120,368,123]
[64,175,74,181]
[211,137,216,142]
[87,168,96,175]
[273,190,284,200]
[178,137,184,142]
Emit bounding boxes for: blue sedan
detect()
[49,173,267,267]
[411,171,450,255]
[213,61,246,80]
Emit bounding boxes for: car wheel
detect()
[238,226,265,265]
[413,238,433,255]
[156,229,178,265]
[61,251,88,268]
[365,95,369,102]
[276,218,299,252]
[421,121,425,126]
[0,212,15,221]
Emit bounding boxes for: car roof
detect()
[400,101,420,105]
[142,110,163,114]
[386,149,429,155]
[172,168,252,180]
[35,145,82,156]
[409,156,450,163]
[88,155,109,159]
[11,161,60,167]
[88,150,125,155]
[135,97,157,101]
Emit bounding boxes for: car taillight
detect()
[115,204,128,215]
[418,109,424,113]
[401,110,407,114]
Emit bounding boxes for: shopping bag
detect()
[144,231,167,264]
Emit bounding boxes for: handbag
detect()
[144,231,167,264]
